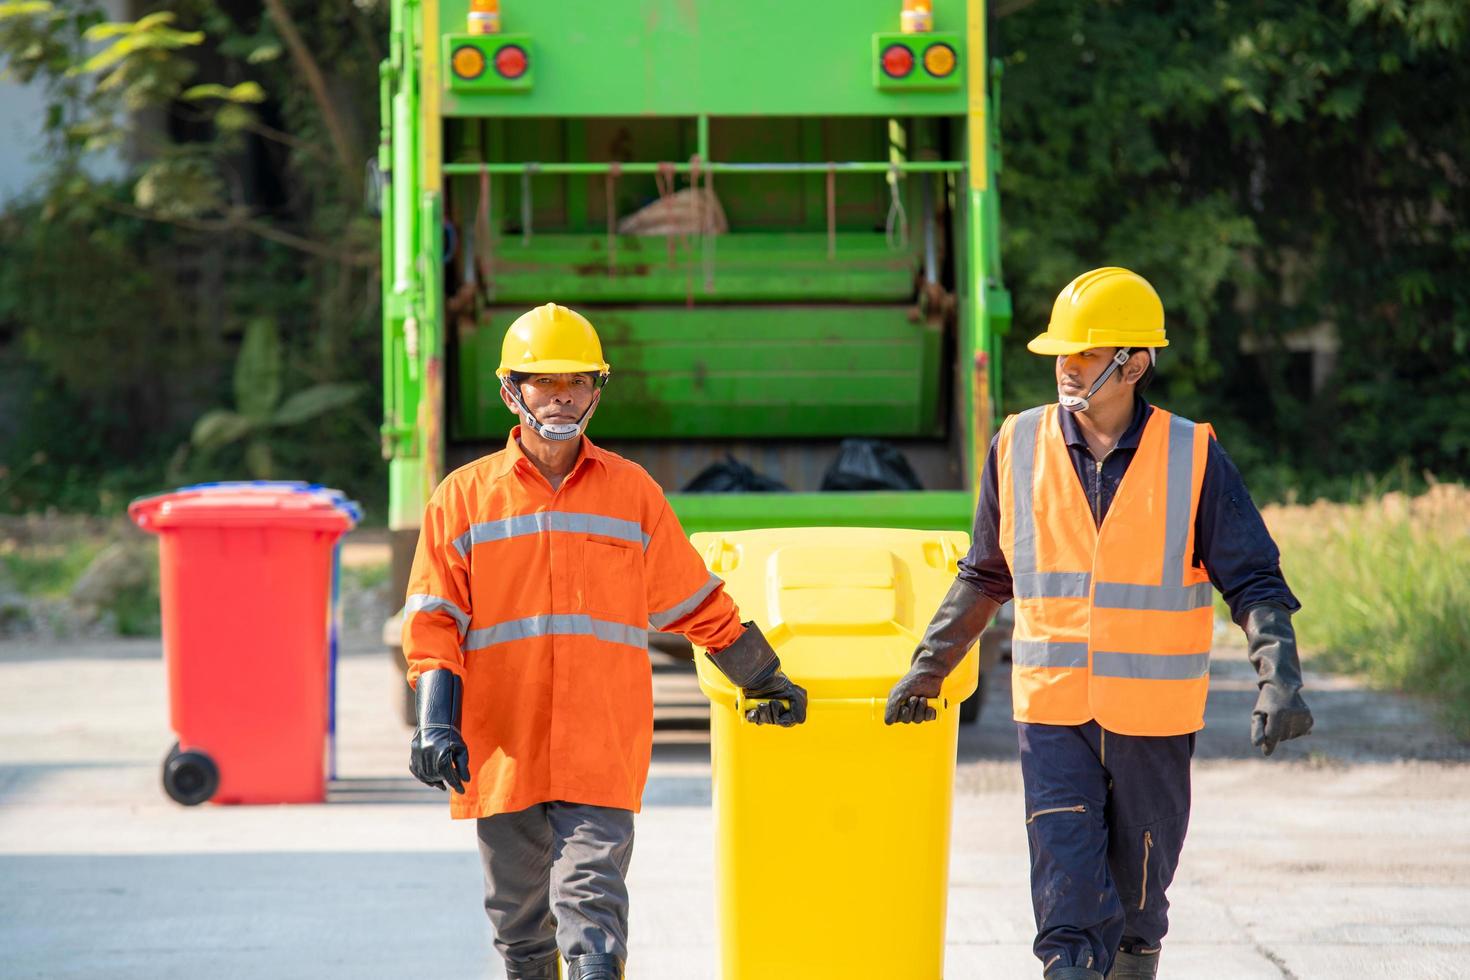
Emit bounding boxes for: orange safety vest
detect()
[997,404,1216,736]
[403,427,745,819]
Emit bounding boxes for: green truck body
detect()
[380,0,1011,579]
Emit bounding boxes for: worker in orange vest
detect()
[402,303,807,980]
[885,268,1313,980]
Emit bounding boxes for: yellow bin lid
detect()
[691,526,976,706]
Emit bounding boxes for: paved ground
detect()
[2,635,1468,979]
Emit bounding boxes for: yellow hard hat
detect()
[1027,267,1168,356]
[496,303,611,378]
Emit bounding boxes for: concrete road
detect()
[2,636,1467,979]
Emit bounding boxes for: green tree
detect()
[996,0,1470,497]
[0,1,387,513]
[190,318,364,478]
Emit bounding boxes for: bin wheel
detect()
[163,746,219,806]
[959,672,986,725]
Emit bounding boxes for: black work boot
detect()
[566,953,623,980]
[1045,968,1105,980]
[1107,947,1160,979]
[504,952,559,980]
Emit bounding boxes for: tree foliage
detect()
[0,0,385,513]
[190,318,365,479]
[1,1,1467,513]
[996,0,1470,497]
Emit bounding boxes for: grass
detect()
[0,530,160,636]
[1,527,387,640]
[109,575,162,636]
[1262,482,1470,739]
[0,538,106,598]
[340,561,389,592]
[5,488,1468,737]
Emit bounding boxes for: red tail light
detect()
[881,44,915,79]
[495,44,528,79]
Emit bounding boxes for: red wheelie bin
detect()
[129,484,358,805]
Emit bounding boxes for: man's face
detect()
[1055,347,1148,410]
[501,372,599,427]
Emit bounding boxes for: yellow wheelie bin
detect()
[690,526,979,980]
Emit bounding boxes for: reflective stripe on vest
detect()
[1002,404,1216,735]
[1090,414,1213,615]
[453,511,651,557]
[1009,408,1094,601]
[1012,639,1089,668]
[405,593,470,636]
[464,614,649,653]
[648,572,722,630]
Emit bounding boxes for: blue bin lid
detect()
[136,481,363,526]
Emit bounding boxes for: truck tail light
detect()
[494,44,528,80]
[881,44,915,79]
[923,43,956,78]
[451,45,487,81]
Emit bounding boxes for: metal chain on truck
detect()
[703,161,717,294]
[477,164,495,299]
[605,162,621,276]
[827,164,837,260]
[687,154,701,306]
[520,164,536,246]
[886,162,909,251]
[655,160,678,268]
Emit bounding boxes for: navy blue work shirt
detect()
[957,397,1299,623]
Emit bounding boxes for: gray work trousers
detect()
[476,801,636,968]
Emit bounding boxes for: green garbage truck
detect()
[378,0,1013,718]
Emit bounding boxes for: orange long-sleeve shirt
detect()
[403,428,744,818]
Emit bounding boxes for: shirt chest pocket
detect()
[580,538,647,621]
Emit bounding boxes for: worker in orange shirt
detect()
[886,269,1313,980]
[402,303,807,980]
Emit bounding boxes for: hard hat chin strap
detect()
[1060,347,1136,414]
[500,376,603,442]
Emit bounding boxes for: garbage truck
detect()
[378,0,1013,720]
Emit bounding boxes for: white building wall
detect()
[0,0,132,203]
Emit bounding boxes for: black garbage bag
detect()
[682,455,789,493]
[820,439,923,491]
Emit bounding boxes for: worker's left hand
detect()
[706,621,809,726]
[1252,687,1314,756]
[883,666,943,724]
[1241,603,1314,756]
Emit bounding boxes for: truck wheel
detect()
[959,672,986,725]
[163,746,219,806]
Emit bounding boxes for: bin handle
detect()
[735,695,947,724]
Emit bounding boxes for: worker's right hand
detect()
[409,668,472,793]
[884,579,1000,725]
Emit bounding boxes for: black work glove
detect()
[707,621,808,726]
[1240,603,1314,756]
[885,579,999,725]
[410,668,472,792]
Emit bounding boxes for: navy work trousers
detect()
[1017,721,1194,976]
